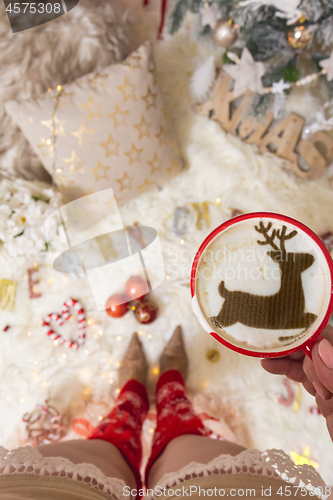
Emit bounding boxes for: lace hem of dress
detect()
[151,449,330,500]
[0,446,126,500]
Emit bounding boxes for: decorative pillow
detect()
[5,42,183,204]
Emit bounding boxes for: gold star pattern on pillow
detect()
[5,42,183,205]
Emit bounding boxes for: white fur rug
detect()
[1,0,333,485]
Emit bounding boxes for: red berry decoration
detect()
[105,293,130,318]
[125,275,149,300]
[133,298,158,324]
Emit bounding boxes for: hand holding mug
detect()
[262,324,333,440]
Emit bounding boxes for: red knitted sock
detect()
[89,379,148,490]
[145,369,207,483]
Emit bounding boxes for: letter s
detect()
[155,486,163,497]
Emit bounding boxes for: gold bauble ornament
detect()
[287,16,312,50]
[213,18,238,47]
[206,349,220,363]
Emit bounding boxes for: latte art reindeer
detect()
[211,222,318,330]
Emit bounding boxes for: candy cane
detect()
[43,299,86,350]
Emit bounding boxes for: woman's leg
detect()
[38,333,149,493]
[146,326,247,488]
[148,435,246,488]
[38,439,136,488]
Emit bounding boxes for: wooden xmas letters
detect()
[28,268,42,299]
[195,71,333,180]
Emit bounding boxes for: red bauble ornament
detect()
[133,298,158,324]
[125,276,149,300]
[105,293,130,318]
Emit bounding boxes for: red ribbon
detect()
[158,0,168,39]
[23,401,66,446]
[73,413,133,440]
[72,418,98,438]
[143,0,168,39]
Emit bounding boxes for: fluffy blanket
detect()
[0,0,333,484]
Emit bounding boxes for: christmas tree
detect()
[169,0,333,115]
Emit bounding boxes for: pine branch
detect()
[170,0,189,34]
[245,22,292,61]
[188,0,203,13]
[247,93,274,118]
[262,64,288,87]
[284,66,301,83]
[300,0,328,22]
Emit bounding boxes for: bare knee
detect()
[148,435,246,488]
[37,439,136,489]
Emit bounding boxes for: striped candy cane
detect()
[43,299,86,350]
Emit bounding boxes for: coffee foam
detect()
[196,217,332,352]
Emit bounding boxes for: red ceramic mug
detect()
[191,212,333,358]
